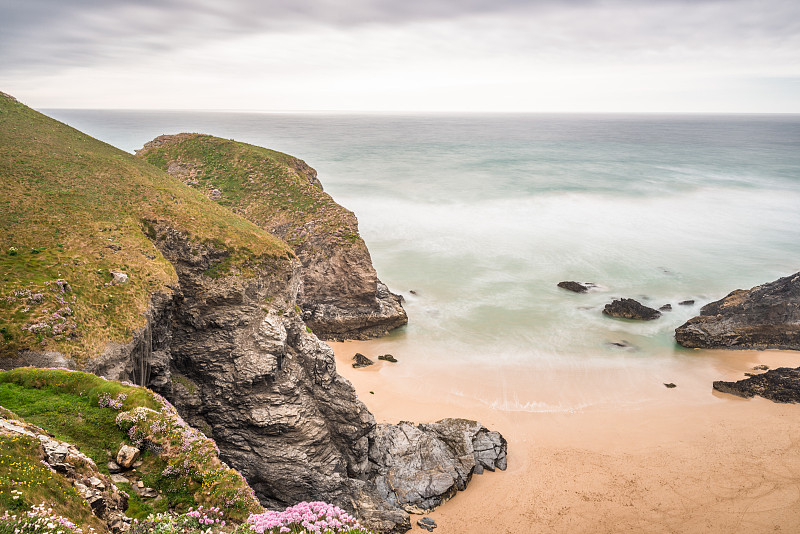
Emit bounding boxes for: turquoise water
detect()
[44,110,800,409]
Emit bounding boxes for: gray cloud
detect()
[1,0,799,75]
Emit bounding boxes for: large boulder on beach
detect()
[713,367,800,403]
[602,298,661,320]
[368,419,507,514]
[675,272,800,350]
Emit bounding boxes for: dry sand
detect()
[330,342,800,534]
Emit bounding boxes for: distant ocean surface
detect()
[44,110,800,410]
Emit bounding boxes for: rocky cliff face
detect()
[675,272,800,350]
[1,96,504,533]
[136,134,407,341]
[98,223,505,533]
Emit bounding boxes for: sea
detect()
[43,110,800,412]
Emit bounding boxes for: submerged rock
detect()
[660,304,672,311]
[378,354,398,363]
[713,367,800,403]
[675,272,800,350]
[678,299,695,306]
[557,281,597,293]
[602,299,661,320]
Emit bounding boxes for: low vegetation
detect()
[137,134,365,252]
[0,368,260,527]
[0,93,292,363]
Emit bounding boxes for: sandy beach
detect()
[330,341,800,534]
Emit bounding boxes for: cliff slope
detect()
[0,93,504,533]
[136,134,407,340]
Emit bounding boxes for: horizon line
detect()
[36,107,800,116]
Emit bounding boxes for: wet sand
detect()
[330,341,800,534]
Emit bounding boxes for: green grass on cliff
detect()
[0,431,108,532]
[0,368,262,525]
[137,134,365,252]
[0,92,293,363]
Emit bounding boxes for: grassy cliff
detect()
[137,133,365,252]
[0,94,293,363]
[0,368,262,530]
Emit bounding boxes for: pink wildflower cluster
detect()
[0,503,95,533]
[98,392,127,410]
[247,501,362,534]
[184,506,226,527]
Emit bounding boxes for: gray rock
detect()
[368,419,507,514]
[107,461,122,474]
[352,353,375,368]
[418,517,437,532]
[675,272,800,350]
[138,487,159,498]
[678,299,695,306]
[110,474,129,484]
[109,271,128,286]
[659,304,672,311]
[603,298,661,321]
[116,444,140,469]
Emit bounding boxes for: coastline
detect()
[331,341,800,533]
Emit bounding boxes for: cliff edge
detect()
[136,134,407,341]
[0,92,504,533]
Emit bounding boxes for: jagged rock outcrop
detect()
[368,420,507,514]
[603,298,662,320]
[713,367,800,403]
[135,224,503,532]
[136,134,407,341]
[675,272,800,350]
[0,413,130,532]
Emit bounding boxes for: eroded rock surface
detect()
[368,419,507,514]
[713,367,800,403]
[603,298,662,320]
[136,225,504,533]
[675,272,800,350]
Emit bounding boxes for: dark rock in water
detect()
[753,365,770,371]
[378,354,398,363]
[602,299,661,321]
[368,419,507,514]
[678,300,695,306]
[352,353,374,368]
[418,517,437,532]
[675,272,800,350]
[409,290,418,295]
[558,281,597,293]
[713,367,800,403]
[659,304,672,311]
[606,340,637,351]
[664,383,677,389]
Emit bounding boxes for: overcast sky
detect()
[1,0,799,112]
